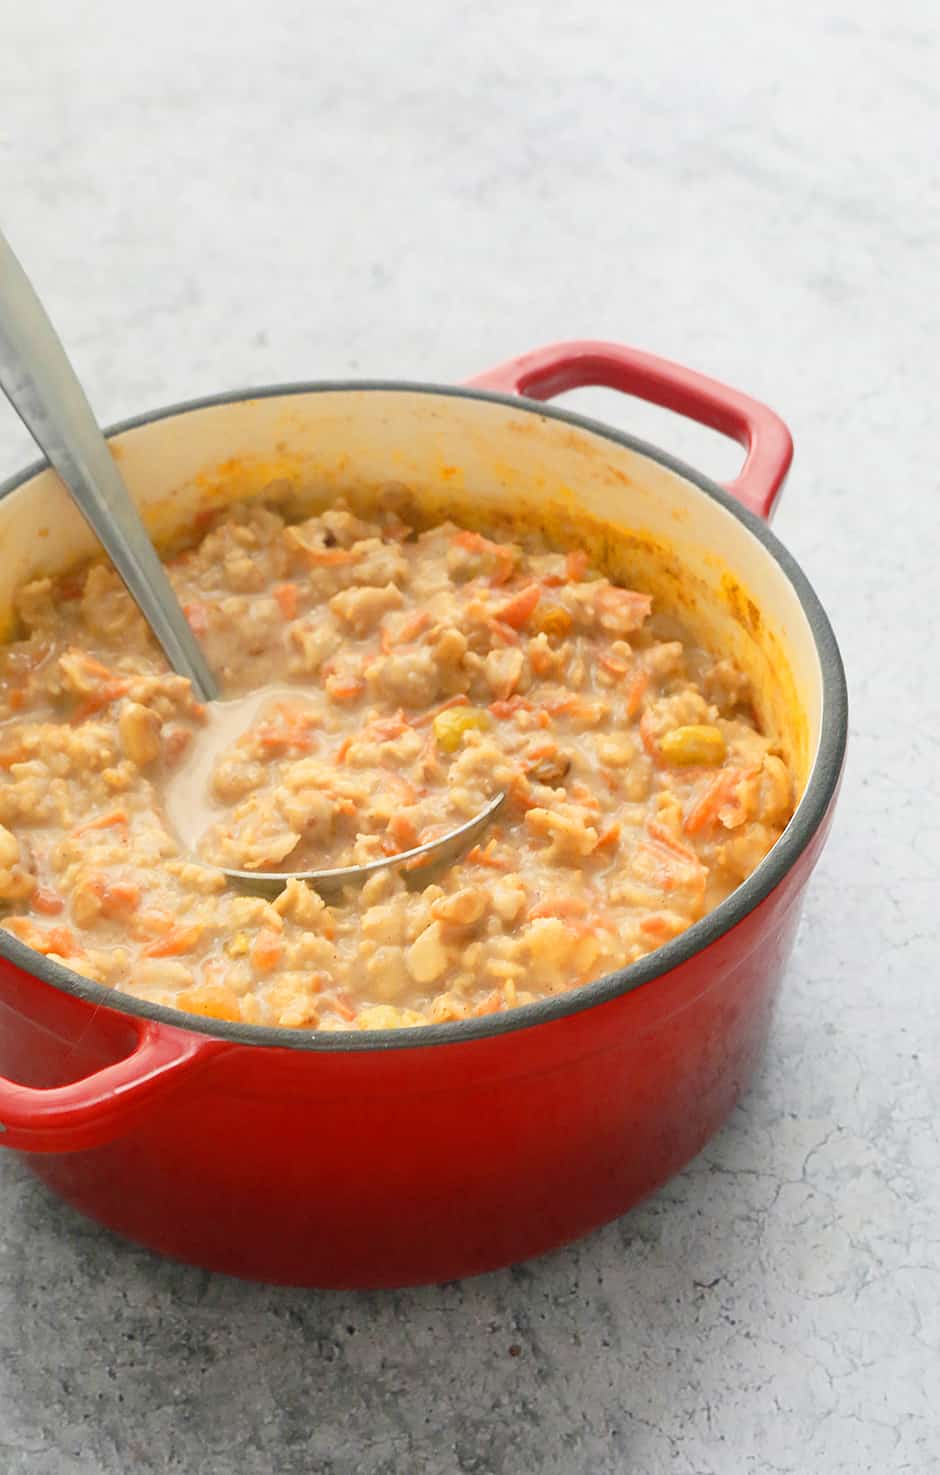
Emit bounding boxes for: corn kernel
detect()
[226,931,250,957]
[433,706,492,753]
[659,724,727,767]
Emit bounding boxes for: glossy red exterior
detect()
[0,823,830,1288]
[466,340,794,519]
[0,344,844,1287]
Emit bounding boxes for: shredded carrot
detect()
[523,740,558,764]
[545,694,606,721]
[8,690,26,711]
[274,583,298,620]
[569,781,602,811]
[413,693,470,727]
[76,654,115,680]
[489,696,536,719]
[332,991,357,1022]
[335,736,354,764]
[595,823,621,850]
[466,843,510,870]
[566,549,589,581]
[143,924,203,958]
[646,819,699,866]
[640,914,679,940]
[72,679,130,723]
[639,712,662,763]
[626,669,650,719]
[383,610,431,653]
[488,619,521,646]
[684,768,748,836]
[599,654,630,678]
[453,529,515,585]
[32,886,64,915]
[528,896,590,921]
[325,676,365,703]
[183,601,209,635]
[73,810,128,835]
[493,583,541,630]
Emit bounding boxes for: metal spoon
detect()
[0,228,505,894]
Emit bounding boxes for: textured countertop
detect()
[1,3,938,1471]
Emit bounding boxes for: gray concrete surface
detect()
[1,3,938,1471]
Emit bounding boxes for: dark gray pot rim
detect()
[0,379,848,1053]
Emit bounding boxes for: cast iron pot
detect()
[0,342,847,1287]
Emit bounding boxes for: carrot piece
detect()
[527,896,590,921]
[72,680,130,723]
[493,583,541,630]
[625,669,649,719]
[488,697,536,719]
[387,813,419,849]
[595,823,621,850]
[401,611,432,642]
[413,693,470,727]
[599,654,630,678]
[488,619,521,646]
[683,768,747,836]
[452,529,515,585]
[639,712,662,763]
[325,676,365,703]
[566,549,589,581]
[466,843,510,870]
[45,926,81,957]
[331,991,357,1022]
[73,810,128,835]
[97,881,141,917]
[33,887,64,915]
[335,736,354,764]
[76,654,116,680]
[274,583,298,620]
[640,914,679,940]
[568,781,602,811]
[183,601,210,635]
[646,818,700,866]
[250,929,283,973]
[143,924,203,958]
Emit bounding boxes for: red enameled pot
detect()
[0,342,847,1287]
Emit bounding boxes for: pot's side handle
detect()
[0,1022,225,1153]
[466,340,793,521]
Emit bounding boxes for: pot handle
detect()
[0,1021,224,1153]
[465,339,793,520]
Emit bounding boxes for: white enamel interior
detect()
[0,388,822,786]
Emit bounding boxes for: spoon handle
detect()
[0,229,217,701]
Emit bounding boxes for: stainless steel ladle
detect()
[0,228,505,896]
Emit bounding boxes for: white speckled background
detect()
[1,3,938,1472]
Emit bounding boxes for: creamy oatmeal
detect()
[0,494,795,1030]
